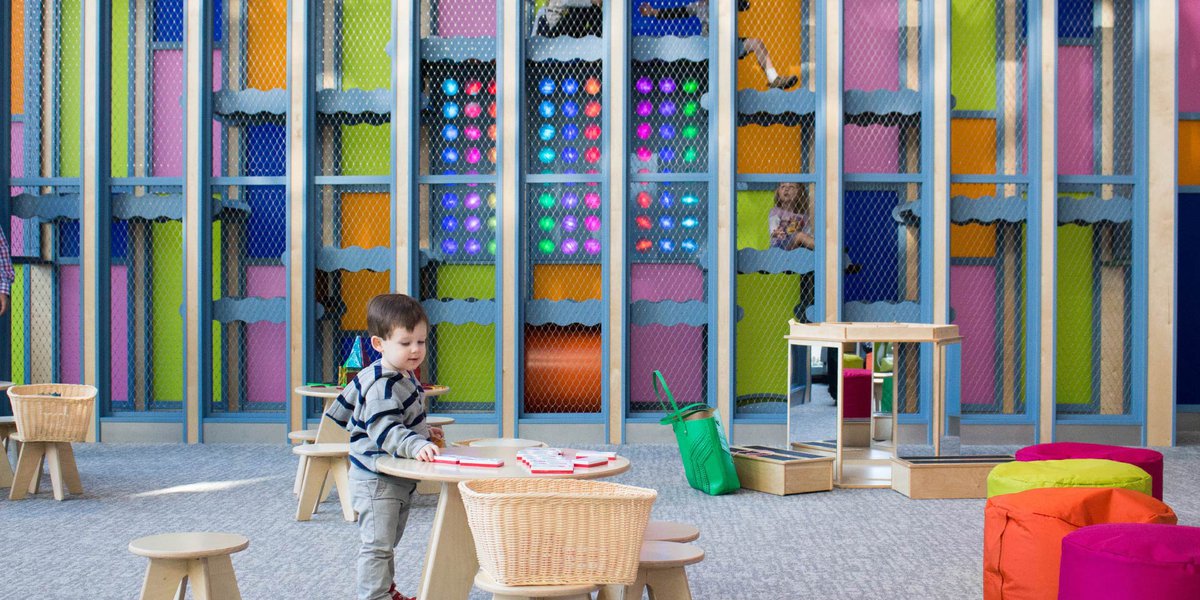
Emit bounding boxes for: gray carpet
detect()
[3,440,1200,599]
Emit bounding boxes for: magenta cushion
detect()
[841,368,872,419]
[1015,442,1164,499]
[1059,523,1200,600]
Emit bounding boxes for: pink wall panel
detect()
[1057,46,1095,175]
[152,50,183,177]
[59,265,81,384]
[1182,1,1200,112]
[629,264,705,406]
[246,265,285,404]
[438,0,496,37]
[9,217,22,256]
[844,0,900,91]
[10,122,22,180]
[213,50,222,178]
[629,263,703,302]
[950,265,997,405]
[110,266,129,401]
[844,124,900,173]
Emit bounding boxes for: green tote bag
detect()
[654,370,740,495]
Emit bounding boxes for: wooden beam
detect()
[288,0,310,435]
[714,0,734,441]
[184,0,205,443]
[500,0,519,438]
[824,0,842,320]
[1037,0,1057,443]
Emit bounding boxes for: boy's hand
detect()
[429,426,445,448]
[639,2,657,17]
[414,443,440,462]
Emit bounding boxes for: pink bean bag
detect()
[1059,523,1200,600]
[1015,442,1164,499]
[841,368,871,419]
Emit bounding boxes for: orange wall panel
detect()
[1179,121,1200,186]
[532,264,602,301]
[247,0,287,90]
[737,124,805,174]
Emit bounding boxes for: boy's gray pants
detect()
[350,468,418,600]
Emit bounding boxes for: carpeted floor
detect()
[3,439,1199,599]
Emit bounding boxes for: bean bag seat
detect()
[983,487,1177,600]
[986,459,1152,499]
[1015,442,1164,500]
[1059,523,1200,600]
[841,368,871,419]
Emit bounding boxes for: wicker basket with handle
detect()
[9,384,97,442]
[458,478,657,586]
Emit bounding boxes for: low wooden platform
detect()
[731,446,834,495]
[890,455,1013,499]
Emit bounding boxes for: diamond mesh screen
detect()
[1054,0,1135,417]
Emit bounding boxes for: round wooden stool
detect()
[0,416,15,489]
[7,432,82,501]
[129,532,249,600]
[473,570,598,600]
[598,541,705,600]
[644,521,701,543]
[293,443,355,522]
[288,429,318,495]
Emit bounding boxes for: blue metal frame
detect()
[94,0,114,436]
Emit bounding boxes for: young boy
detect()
[325,293,441,600]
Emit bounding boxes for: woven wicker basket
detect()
[9,384,97,442]
[459,478,657,586]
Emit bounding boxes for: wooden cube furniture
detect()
[128,532,249,600]
[730,446,834,495]
[473,570,600,600]
[8,433,82,501]
[644,521,701,543]
[293,443,355,522]
[597,541,705,600]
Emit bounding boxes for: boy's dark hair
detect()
[366,294,428,339]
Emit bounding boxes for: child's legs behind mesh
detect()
[352,471,417,600]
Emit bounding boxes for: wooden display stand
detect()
[890,455,1013,499]
[730,446,834,495]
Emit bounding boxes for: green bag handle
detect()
[653,370,711,428]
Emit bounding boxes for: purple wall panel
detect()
[629,264,704,406]
[59,266,82,384]
[844,0,900,91]
[437,0,496,36]
[1182,1,1200,112]
[110,266,129,402]
[10,122,24,252]
[950,265,997,405]
[844,124,900,173]
[152,50,183,177]
[629,263,703,302]
[1057,46,1095,175]
[246,266,285,404]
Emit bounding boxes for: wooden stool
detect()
[8,432,82,501]
[0,416,15,489]
[288,428,318,495]
[473,569,599,600]
[293,443,355,521]
[129,532,249,600]
[644,521,701,543]
[598,541,705,600]
[0,415,15,449]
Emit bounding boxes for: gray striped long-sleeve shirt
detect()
[324,360,434,475]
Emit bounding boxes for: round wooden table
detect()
[377,446,630,600]
[293,384,344,400]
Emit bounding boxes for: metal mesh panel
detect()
[948,0,1029,418]
[106,1,187,412]
[209,0,289,415]
[8,2,84,386]
[1054,0,1136,418]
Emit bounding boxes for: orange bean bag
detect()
[983,487,1177,600]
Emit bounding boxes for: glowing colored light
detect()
[584,239,601,254]
[538,101,555,118]
[488,80,497,94]
[560,100,579,118]
[539,78,556,96]
[538,147,557,164]
[584,215,602,232]
[636,101,654,117]
[683,80,699,94]
[538,193,556,209]
[441,215,459,232]
[464,102,482,118]
[561,238,579,254]
[487,216,497,230]
[464,238,482,255]
[636,77,654,94]
[538,239,556,254]
[584,147,602,163]
[660,147,676,162]
[562,215,579,232]
[584,125,602,140]
[659,124,676,139]
[487,124,497,140]
[636,192,653,209]
[463,125,481,140]
[636,147,653,162]
[682,101,699,117]
[538,216,556,232]
[659,78,676,94]
[462,148,480,164]
[487,240,497,254]
[682,193,700,205]
[585,77,602,95]
[659,191,674,208]
[584,192,602,209]
[442,79,459,96]
[635,215,652,230]
[562,77,580,95]
[635,238,653,253]
[443,102,460,119]
[659,238,675,252]
[682,125,699,139]
[659,215,675,230]
[464,192,482,209]
[441,124,459,141]
[561,147,579,163]
[465,216,482,232]
[683,148,698,163]
[658,100,676,116]
[488,147,497,163]
[562,192,580,209]
[680,238,698,253]
[488,193,497,208]
[584,101,602,118]
[636,122,652,140]
[441,147,459,163]
[538,124,556,141]
[465,80,483,95]
[488,102,496,118]
[440,193,459,210]
[441,238,458,254]
[562,124,580,140]
[681,216,699,229]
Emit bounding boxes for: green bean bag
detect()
[987,459,1153,499]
